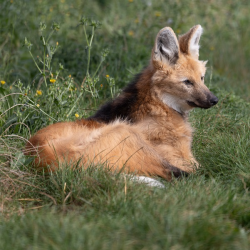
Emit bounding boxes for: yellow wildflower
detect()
[50,79,56,83]
[210,46,214,51]
[135,18,139,24]
[75,113,79,118]
[106,75,110,78]
[128,30,134,37]
[155,11,162,17]
[69,75,71,77]
[129,0,133,2]
[56,42,59,46]
[36,104,40,108]
[1,80,6,85]
[36,90,42,95]
[10,86,12,90]
[100,84,103,88]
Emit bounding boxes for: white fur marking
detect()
[129,175,165,188]
[161,45,173,57]
[161,93,185,114]
[189,26,203,58]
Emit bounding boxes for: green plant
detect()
[1,1,250,249]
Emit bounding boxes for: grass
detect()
[1,0,250,249]
[1,170,250,249]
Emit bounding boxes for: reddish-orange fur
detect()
[25,25,218,181]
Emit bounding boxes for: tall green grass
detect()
[1,0,250,96]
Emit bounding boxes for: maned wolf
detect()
[25,25,218,181]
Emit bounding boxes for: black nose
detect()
[209,95,219,106]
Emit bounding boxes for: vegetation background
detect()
[1,0,250,249]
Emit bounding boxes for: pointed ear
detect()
[203,60,208,66]
[152,27,179,66]
[179,25,203,59]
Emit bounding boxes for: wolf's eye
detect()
[201,76,204,81]
[183,79,193,86]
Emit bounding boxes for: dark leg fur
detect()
[162,160,189,178]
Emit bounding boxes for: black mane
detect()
[88,73,142,123]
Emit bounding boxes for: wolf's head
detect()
[151,25,218,115]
